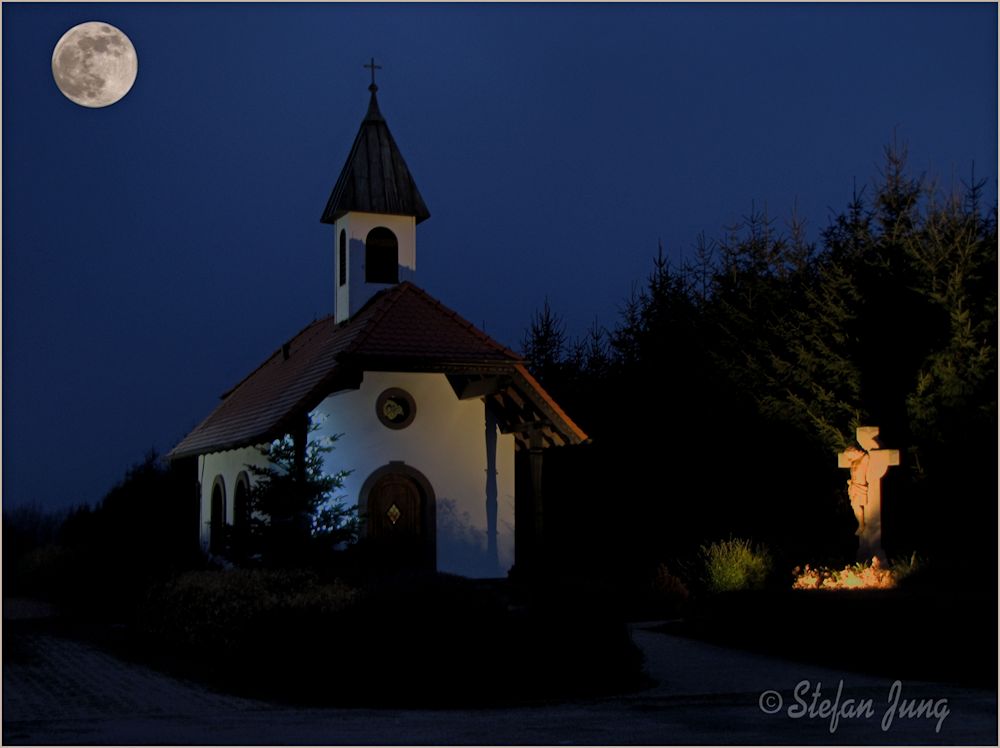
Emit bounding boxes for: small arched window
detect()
[209,477,226,555]
[338,229,347,287]
[365,227,398,284]
[232,472,251,559]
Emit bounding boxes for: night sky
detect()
[4,3,997,513]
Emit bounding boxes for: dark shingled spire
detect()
[320,83,430,225]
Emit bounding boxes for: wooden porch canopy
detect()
[448,366,584,449]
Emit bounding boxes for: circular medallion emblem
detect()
[376,388,416,429]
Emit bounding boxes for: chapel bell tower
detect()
[321,60,431,324]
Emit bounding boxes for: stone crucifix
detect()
[838,426,900,563]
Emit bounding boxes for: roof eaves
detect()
[168,363,364,461]
[512,363,589,445]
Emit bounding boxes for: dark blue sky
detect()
[4,3,997,512]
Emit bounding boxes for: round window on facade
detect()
[376,388,416,429]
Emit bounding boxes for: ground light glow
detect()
[792,557,896,590]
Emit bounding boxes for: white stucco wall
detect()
[197,446,270,549]
[333,212,417,323]
[311,371,516,577]
[197,371,516,577]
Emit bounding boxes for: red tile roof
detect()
[344,282,519,363]
[169,283,585,459]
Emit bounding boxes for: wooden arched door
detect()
[368,473,422,538]
[362,466,436,569]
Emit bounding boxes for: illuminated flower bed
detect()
[791,557,896,590]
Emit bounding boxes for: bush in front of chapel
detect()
[136,568,646,706]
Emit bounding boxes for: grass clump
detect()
[699,537,772,593]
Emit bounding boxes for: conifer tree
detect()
[521,298,567,389]
[245,422,357,565]
[904,175,997,465]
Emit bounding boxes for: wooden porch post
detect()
[530,428,545,569]
[512,428,545,577]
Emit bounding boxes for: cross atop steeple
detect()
[364,57,382,92]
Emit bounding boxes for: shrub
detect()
[12,544,78,599]
[3,506,64,596]
[29,453,207,620]
[650,562,690,616]
[137,569,646,706]
[139,568,356,658]
[699,537,772,593]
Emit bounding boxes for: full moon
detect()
[52,21,138,108]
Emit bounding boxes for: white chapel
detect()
[170,74,586,579]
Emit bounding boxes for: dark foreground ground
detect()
[3,598,996,745]
[674,583,997,689]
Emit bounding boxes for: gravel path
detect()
[3,600,996,745]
